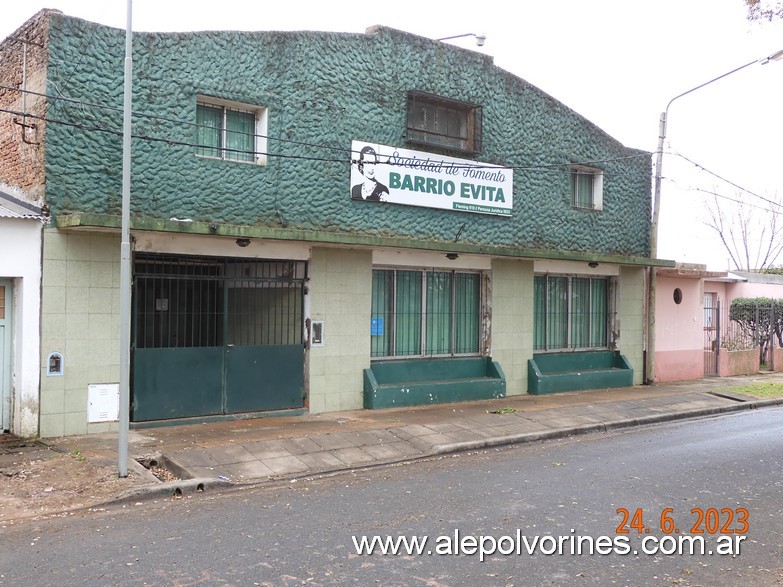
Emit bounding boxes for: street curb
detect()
[429,398,783,455]
[104,397,783,506]
[111,477,235,504]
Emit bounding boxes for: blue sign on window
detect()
[371,317,384,336]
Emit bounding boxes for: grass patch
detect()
[724,382,783,399]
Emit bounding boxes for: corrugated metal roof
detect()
[731,270,783,285]
[0,202,44,219]
[0,189,45,220]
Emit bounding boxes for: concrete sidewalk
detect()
[20,372,781,506]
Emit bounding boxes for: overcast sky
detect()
[3,1,783,270]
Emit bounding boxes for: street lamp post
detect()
[645,48,783,385]
[118,0,133,477]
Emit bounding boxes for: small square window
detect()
[196,97,267,164]
[406,91,482,154]
[571,165,603,210]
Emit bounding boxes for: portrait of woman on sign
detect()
[351,145,389,202]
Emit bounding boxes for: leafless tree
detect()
[745,0,783,21]
[705,191,783,271]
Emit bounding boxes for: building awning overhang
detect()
[656,263,729,279]
[55,213,676,269]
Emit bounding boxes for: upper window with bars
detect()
[196,96,268,165]
[570,165,603,210]
[406,91,482,155]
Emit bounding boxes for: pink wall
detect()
[771,348,783,372]
[725,281,783,301]
[656,350,704,382]
[718,348,759,377]
[655,272,783,382]
[654,275,704,382]
[656,276,703,352]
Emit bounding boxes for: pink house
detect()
[704,270,783,305]
[654,265,783,382]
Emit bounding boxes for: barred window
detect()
[371,269,481,358]
[571,165,603,210]
[133,255,305,349]
[534,275,608,350]
[406,91,482,154]
[196,97,267,164]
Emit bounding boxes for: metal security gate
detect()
[704,299,720,377]
[131,254,306,421]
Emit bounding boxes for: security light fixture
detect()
[236,238,251,247]
[760,49,783,65]
[436,33,486,47]
[446,253,459,260]
[588,261,599,268]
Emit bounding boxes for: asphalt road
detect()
[2,408,782,586]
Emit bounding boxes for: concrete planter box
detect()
[527,350,634,395]
[718,349,759,377]
[363,357,506,409]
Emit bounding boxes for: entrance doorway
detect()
[703,293,719,377]
[0,280,11,432]
[131,254,306,421]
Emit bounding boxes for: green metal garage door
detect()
[131,254,305,421]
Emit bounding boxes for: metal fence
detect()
[719,299,782,368]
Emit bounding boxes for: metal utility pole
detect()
[646,48,783,384]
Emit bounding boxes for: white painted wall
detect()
[0,217,43,437]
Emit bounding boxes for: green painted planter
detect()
[528,350,633,395]
[363,357,506,409]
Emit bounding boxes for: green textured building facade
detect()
[0,10,669,438]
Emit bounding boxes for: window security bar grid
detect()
[406,91,482,155]
[571,169,595,209]
[133,254,306,349]
[534,275,609,351]
[196,102,258,163]
[371,268,481,359]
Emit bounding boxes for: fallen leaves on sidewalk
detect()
[488,407,518,415]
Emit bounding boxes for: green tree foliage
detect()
[729,297,783,364]
[745,0,783,21]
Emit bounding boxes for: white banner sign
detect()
[350,141,513,217]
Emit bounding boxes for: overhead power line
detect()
[0,84,652,173]
[667,150,781,208]
[663,176,783,214]
[693,186,783,213]
[0,106,349,165]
